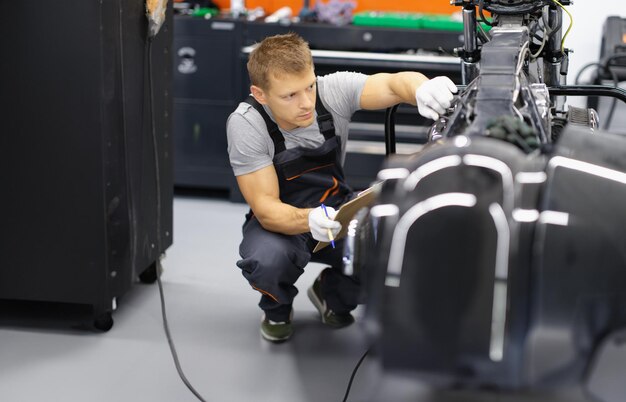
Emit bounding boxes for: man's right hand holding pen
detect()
[308,205,342,246]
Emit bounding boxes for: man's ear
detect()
[250,85,267,105]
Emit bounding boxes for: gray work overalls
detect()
[236,90,360,322]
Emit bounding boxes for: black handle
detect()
[384,105,399,156]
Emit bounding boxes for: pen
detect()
[320,203,336,249]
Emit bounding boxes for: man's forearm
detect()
[389,71,429,106]
[254,201,312,235]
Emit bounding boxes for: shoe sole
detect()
[260,312,293,343]
[260,327,291,343]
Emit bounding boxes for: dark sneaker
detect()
[307,274,355,328]
[260,313,293,343]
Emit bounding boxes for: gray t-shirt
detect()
[227,71,367,177]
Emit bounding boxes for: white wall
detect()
[564,0,624,107]
[567,0,623,82]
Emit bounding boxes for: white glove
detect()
[415,76,458,120]
[308,206,342,242]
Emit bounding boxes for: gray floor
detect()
[0,196,377,402]
[0,196,613,402]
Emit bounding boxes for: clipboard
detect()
[313,182,381,253]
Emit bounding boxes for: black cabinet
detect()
[0,0,173,329]
[173,18,243,190]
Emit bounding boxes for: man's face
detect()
[252,67,317,131]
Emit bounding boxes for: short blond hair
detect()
[247,33,313,90]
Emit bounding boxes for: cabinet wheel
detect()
[139,262,158,284]
[94,312,114,331]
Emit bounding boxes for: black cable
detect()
[529,22,541,43]
[602,55,626,127]
[478,0,492,27]
[472,0,491,43]
[544,4,561,44]
[342,348,370,402]
[147,36,208,402]
[547,3,560,32]
[601,64,620,131]
[574,62,603,85]
[476,21,490,44]
[528,18,548,58]
[574,61,620,130]
[603,53,626,66]
[156,264,208,402]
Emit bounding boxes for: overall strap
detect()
[245,96,286,153]
[315,88,336,140]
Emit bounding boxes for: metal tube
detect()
[463,6,477,55]
[544,5,562,87]
[462,5,479,84]
[462,61,480,85]
[548,85,626,105]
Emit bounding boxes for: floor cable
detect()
[342,347,371,402]
[156,261,208,402]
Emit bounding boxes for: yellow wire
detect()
[552,0,573,55]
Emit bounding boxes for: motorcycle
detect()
[346,1,626,399]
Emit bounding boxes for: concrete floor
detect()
[0,196,375,402]
[0,195,619,402]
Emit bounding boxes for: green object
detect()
[421,14,464,31]
[353,11,491,32]
[353,11,424,29]
[191,7,218,18]
[307,273,355,328]
[421,13,492,32]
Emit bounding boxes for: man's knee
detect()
[239,240,308,282]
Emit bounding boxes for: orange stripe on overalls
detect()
[251,285,279,303]
[319,176,339,203]
[285,163,335,181]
